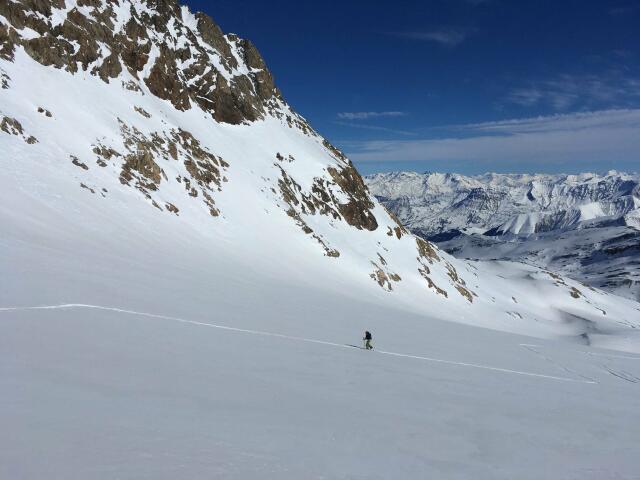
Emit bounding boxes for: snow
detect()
[625,209,640,229]
[180,5,198,31]
[497,212,542,236]
[578,202,606,221]
[2,304,640,479]
[141,42,159,81]
[50,1,76,28]
[110,1,133,32]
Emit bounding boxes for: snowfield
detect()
[3,303,640,479]
[2,0,640,478]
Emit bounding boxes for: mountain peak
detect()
[1,0,284,124]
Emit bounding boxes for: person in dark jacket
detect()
[363,331,373,350]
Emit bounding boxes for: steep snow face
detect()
[1,0,640,352]
[367,171,640,300]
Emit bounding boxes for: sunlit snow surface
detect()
[2,304,640,479]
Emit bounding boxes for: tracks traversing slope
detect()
[0,304,597,384]
[521,343,640,385]
[520,344,598,383]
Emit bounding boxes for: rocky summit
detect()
[1,0,282,124]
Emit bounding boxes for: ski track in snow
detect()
[519,344,598,383]
[0,303,599,384]
[520,343,640,361]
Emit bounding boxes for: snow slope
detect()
[366,171,640,300]
[3,303,640,479]
[1,1,640,477]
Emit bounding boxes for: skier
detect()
[363,330,373,350]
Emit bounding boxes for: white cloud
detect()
[334,121,417,137]
[337,111,407,120]
[344,109,640,167]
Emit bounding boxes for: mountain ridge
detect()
[366,170,640,300]
[366,170,640,236]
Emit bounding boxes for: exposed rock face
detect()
[276,165,343,257]
[369,257,401,292]
[0,114,37,143]
[0,0,281,124]
[0,115,24,136]
[71,156,89,170]
[0,69,9,88]
[327,164,378,231]
[113,120,228,216]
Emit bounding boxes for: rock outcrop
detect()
[0,0,281,124]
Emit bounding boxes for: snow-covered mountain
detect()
[2,2,640,477]
[4,0,637,346]
[366,171,640,300]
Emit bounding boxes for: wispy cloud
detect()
[461,109,640,134]
[343,109,640,168]
[337,111,407,120]
[334,121,417,137]
[393,28,472,47]
[506,72,640,111]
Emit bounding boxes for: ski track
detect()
[0,303,598,384]
[519,344,598,384]
[520,343,640,360]
[602,366,640,384]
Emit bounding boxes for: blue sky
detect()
[185,0,640,175]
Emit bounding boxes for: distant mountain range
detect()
[366,171,640,300]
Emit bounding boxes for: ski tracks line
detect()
[1,303,596,384]
[519,344,598,384]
